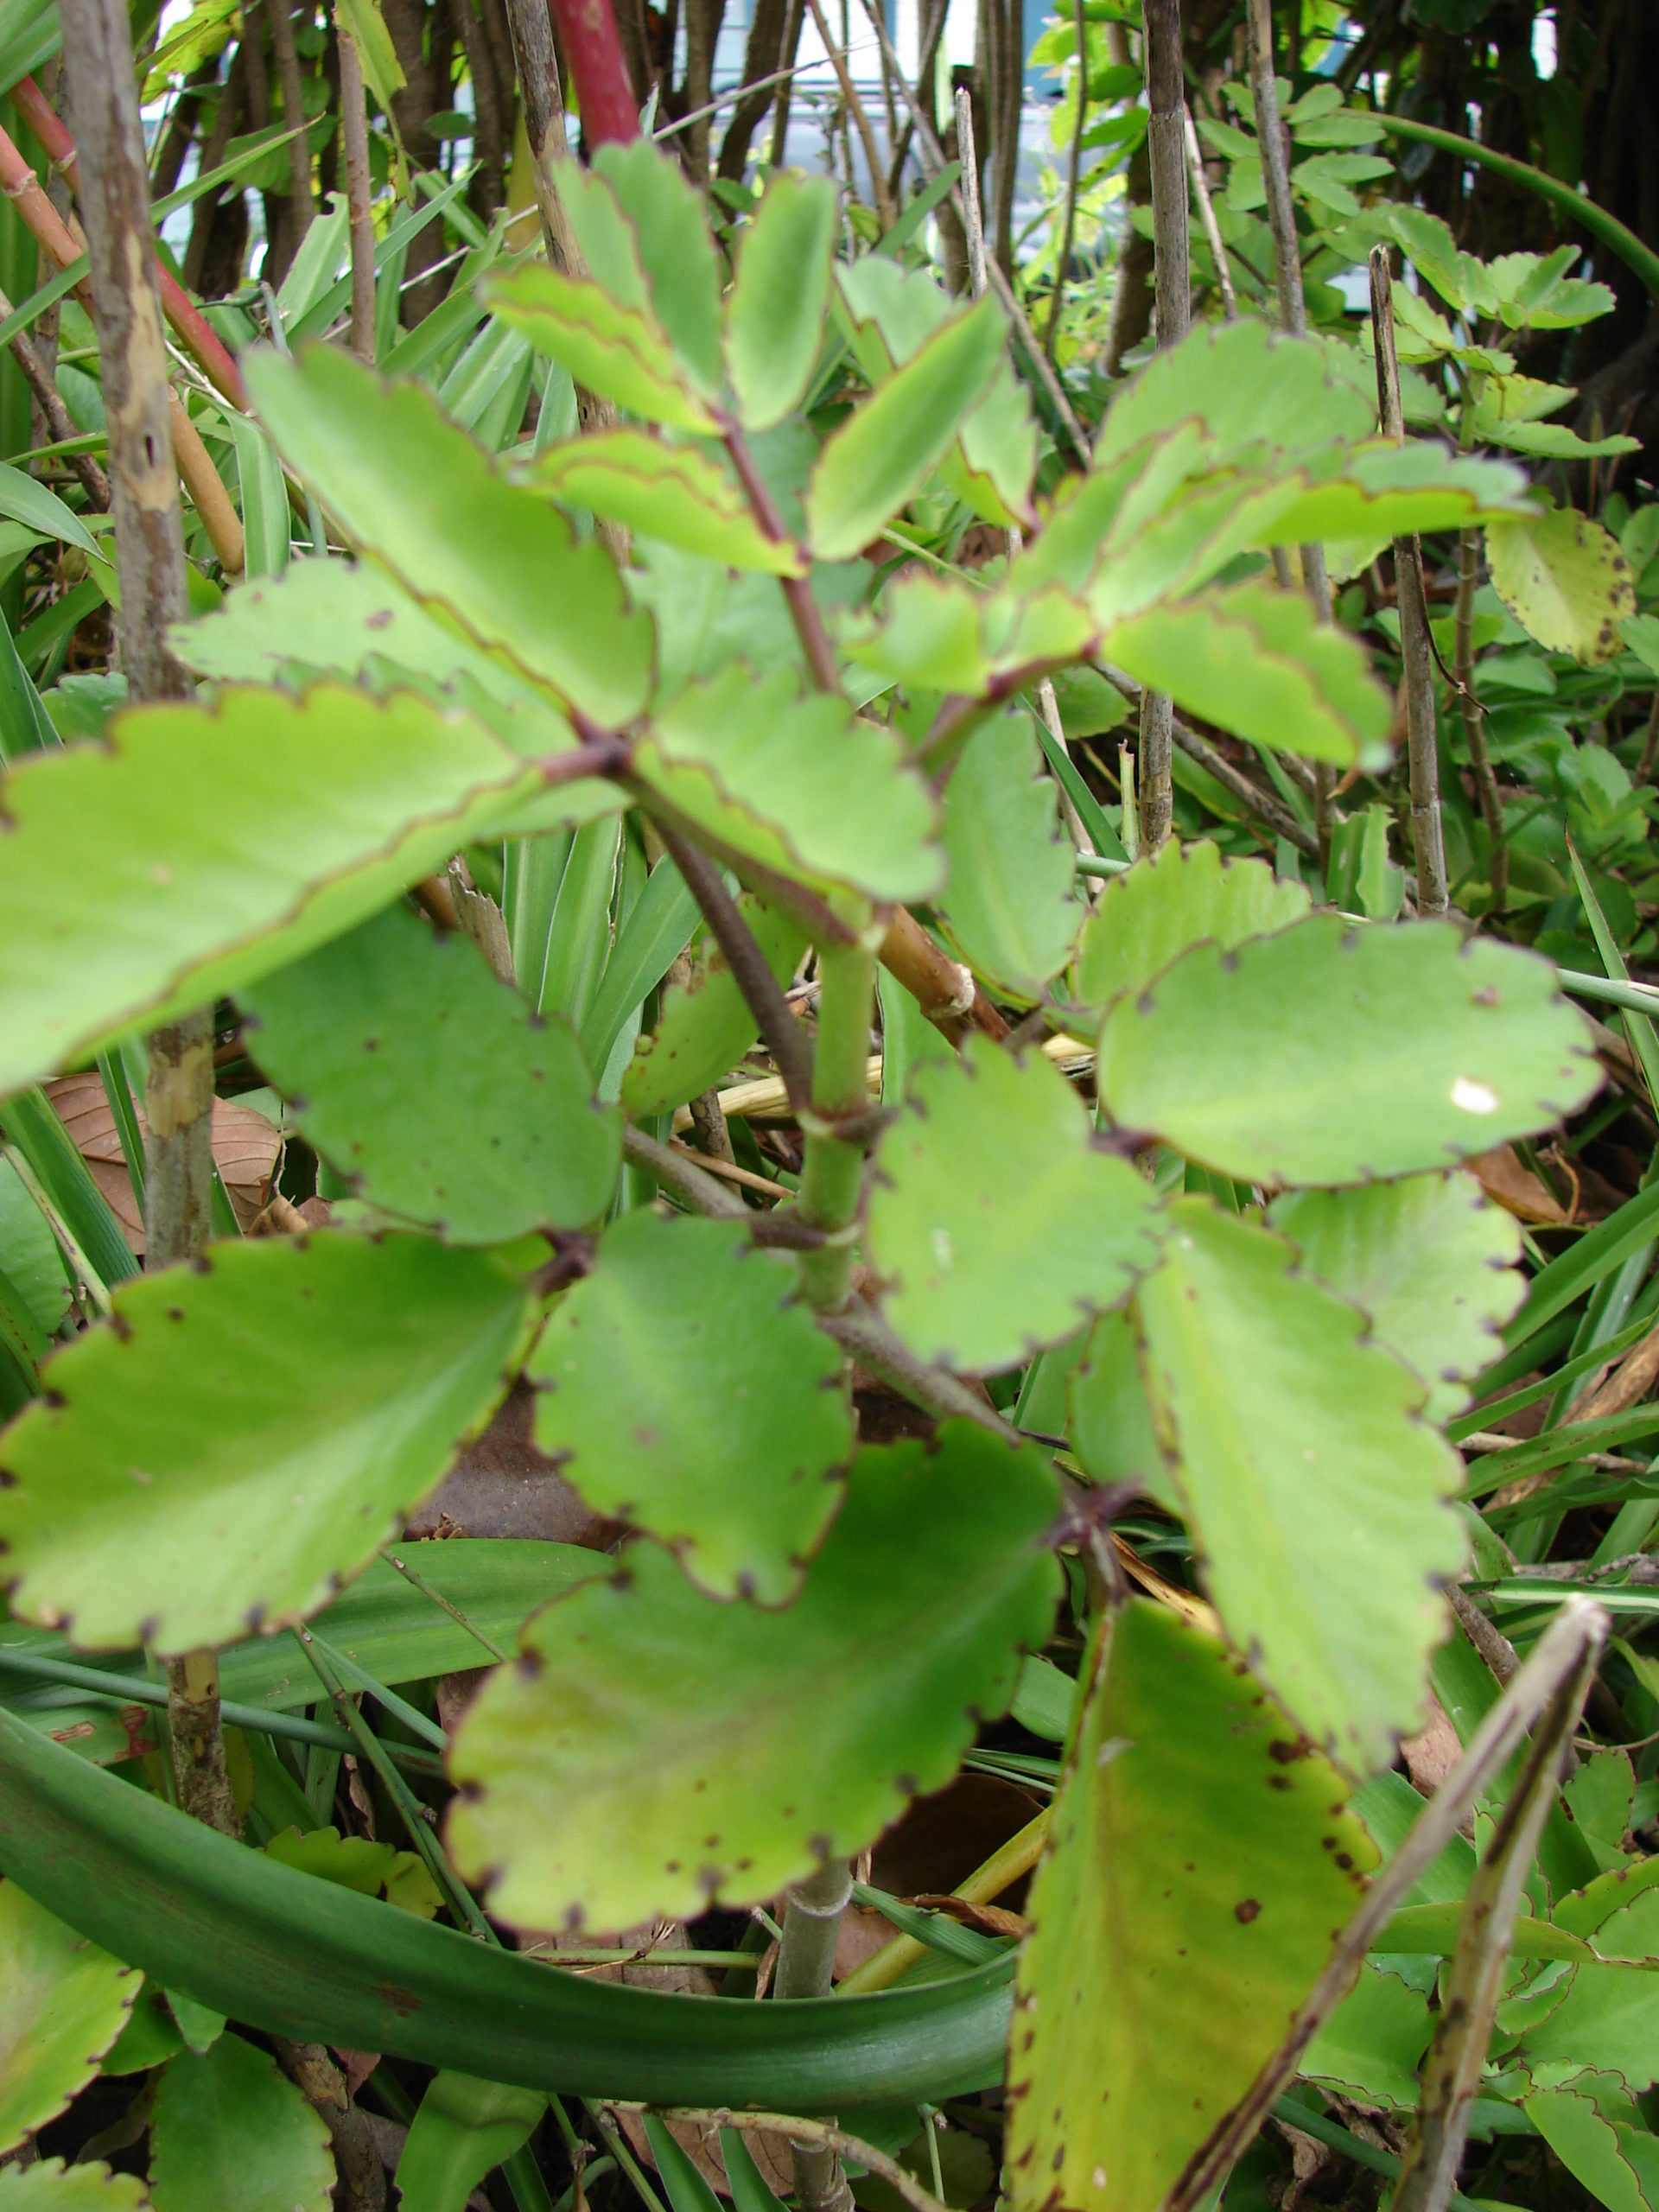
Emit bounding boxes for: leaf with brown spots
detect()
[1005,1601,1377,2212]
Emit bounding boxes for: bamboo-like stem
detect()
[546,0,641,147]
[1454,525,1507,909]
[805,0,893,226]
[65,0,235,1843]
[1370,245,1446,914]
[1184,105,1237,315]
[772,1858,858,2212]
[12,73,249,409]
[0,114,244,569]
[168,390,246,572]
[336,22,376,365]
[654,2112,946,2212]
[1042,0,1089,357]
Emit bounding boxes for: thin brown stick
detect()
[1370,245,1446,913]
[1136,0,1188,855]
[655,2112,948,2212]
[1042,0,1089,358]
[853,0,1090,463]
[335,21,376,364]
[1244,0,1336,870]
[0,284,109,505]
[1392,1624,1601,2212]
[1184,105,1237,315]
[804,0,893,225]
[652,821,816,1110]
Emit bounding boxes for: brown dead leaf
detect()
[1469,1144,1573,1226]
[907,1894,1027,1940]
[45,1073,281,1252]
[1401,1695,1464,1799]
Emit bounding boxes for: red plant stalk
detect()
[11,73,248,410]
[547,0,640,146]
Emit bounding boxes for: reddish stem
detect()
[11,73,248,410]
[546,0,640,147]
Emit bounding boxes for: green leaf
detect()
[724,175,840,432]
[0,466,101,563]
[525,1211,853,1603]
[490,264,719,435]
[1524,2082,1657,2212]
[173,558,605,748]
[0,2163,149,2209]
[524,431,802,574]
[587,142,725,395]
[264,1826,442,1916]
[0,1234,530,1654]
[245,346,654,726]
[804,301,1005,561]
[149,2031,334,2212]
[0,685,544,1100]
[0,1698,1017,2109]
[1106,582,1390,767]
[1135,1200,1464,1770]
[1486,506,1638,665]
[1006,1601,1377,2212]
[866,1037,1164,1373]
[396,2072,546,2212]
[1067,1306,1173,1507]
[1303,1963,1433,2107]
[1097,915,1600,1186]
[242,905,620,1243]
[1514,1886,1659,2087]
[1073,837,1311,1015]
[938,711,1082,1000]
[0,1881,136,2154]
[446,1423,1060,1930]
[1260,442,1530,545]
[635,668,942,904]
[621,897,804,1117]
[1267,1175,1523,1424]
[1096,319,1377,471]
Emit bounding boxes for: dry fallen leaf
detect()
[45,1072,282,1252]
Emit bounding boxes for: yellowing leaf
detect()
[1007,1601,1377,2212]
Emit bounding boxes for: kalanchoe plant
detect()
[1,103,1650,2212]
